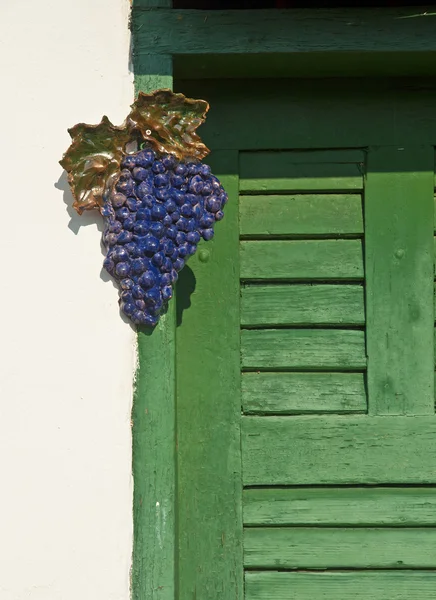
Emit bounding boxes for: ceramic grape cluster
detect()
[60,90,227,327]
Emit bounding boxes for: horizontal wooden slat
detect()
[241,284,365,326]
[242,372,366,415]
[241,330,366,370]
[244,527,436,569]
[245,571,436,600]
[240,152,364,193]
[240,240,364,280]
[243,487,436,526]
[134,8,436,56]
[242,416,436,485]
[239,194,363,237]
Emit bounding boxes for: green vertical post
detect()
[176,150,244,599]
[365,146,435,415]
[131,3,176,595]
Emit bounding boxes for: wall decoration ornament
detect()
[60,90,227,327]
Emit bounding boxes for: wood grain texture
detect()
[245,571,436,600]
[242,416,436,485]
[239,194,363,237]
[176,151,243,599]
[131,68,177,600]
[240,240,364,281]
[133,8,436,55]
[176,78,436,150]
[240,152,363,193]
[241,284,365,327]
[133,55,173,89]
[365,146,435,415]
[244,527,436,569]
[243,487,436,526]
[241,329,366,370]
[132,315,176,600]
[242,372,367,415]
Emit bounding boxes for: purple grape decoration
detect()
[60,89,227,327]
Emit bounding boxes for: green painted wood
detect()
[241,285,365,327]
[245,571,436,600]
[174,52,436,80]
[240,153,363,193]
[133,8,436,56]
[243,487,436,526]
[176,151,243,600]
[242,416,436,485]
[132,317,176,600]
[239,194,363,237]
[241,329,366,370]
[242,150,365,166]
[176,78,436,149]
[244,527,436,569]
[131,62,177,600]
[365,146,435,415]
[134,55,173,90]
[133,0,171,7]
[240,240,364,281]
[242,372,367,415]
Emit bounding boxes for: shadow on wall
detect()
[55,171,104,236]
[54,171,135,330]
[176,265,196,327]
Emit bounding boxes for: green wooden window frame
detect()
[130,4,436,599]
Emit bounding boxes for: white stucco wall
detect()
[0,2,134,599]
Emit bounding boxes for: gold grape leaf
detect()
[60,117,131,214]
[128,90,210,161]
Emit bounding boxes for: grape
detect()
[199,164,211,177]
[116,207,130,221]
[111,193,126,208]
[162,154,176,170]
[122,217,135,231]
[149,222,165,238]
[202,228,214,241]
[151,252,165,268]
[126,197,139,211]
[138,270,156,289]
[135,150,154,168]
[117,231,133,244]
[154,173,169,187]
[101,147,227,326]
[121,155,136,169]
[151,204,166,220]
[122,302,135,317]
[131,258,147,275]
[162,286,173,300]
[172,175,185,188]
[187,231,200,244]
[133,167,149,182]
[206,196,221,213]
[115,262,130,277]
[103,257,115,274]
[111,247,129,263]
[136,182,153,199]
[152,161,166,174]
[116,180,134,196]
[134,221,149,236]
[120,278,134,290]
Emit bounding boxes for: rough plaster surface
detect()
[0,2,134,598]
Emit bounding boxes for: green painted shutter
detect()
[174,79,436,599]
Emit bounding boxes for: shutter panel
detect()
[240,150,367,416]
[239,148,436,599]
